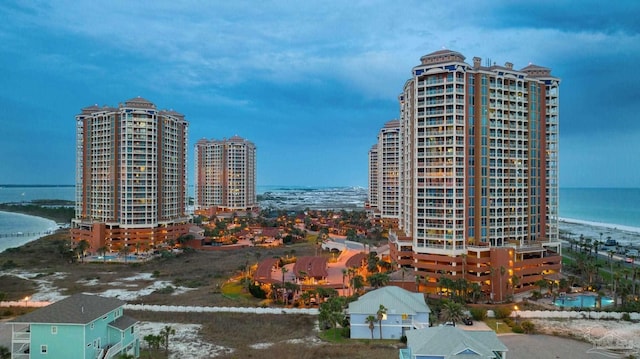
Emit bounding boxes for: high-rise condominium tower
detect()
[194,136,257,212]
[384,50,561,301]
[367,120,401,227]
[71,97,189,254]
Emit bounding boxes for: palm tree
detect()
[159,325,175,356]
[439,300,465,325]
[367,272,389,289]
[76,239,89,263]
[490,267,495,303]
[120,245,131,263]
[97,246,108,264]
[535,279,549,296]
[365,315,376,339]
[511,274,520,300]
[376,305,387,339]
[350,275,365,295]
[341,268,347,295]
[499,266,506,302]
[281,266,288,284]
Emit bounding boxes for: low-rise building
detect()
[400,326,508,359]
[348,286,430,339]
[9,294,139,359]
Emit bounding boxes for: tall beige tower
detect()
[71,97,189,253]
[386,50,562,301]
[195,136,257,212]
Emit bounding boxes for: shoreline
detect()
[0,211,60,253]
[559,217,640,247]
[559,217,640,235]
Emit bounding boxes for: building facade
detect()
[367,120,401,227]
[367,144,379,210]
[349,286,430,340]
[10,294,139,359]
[194,135,257,212]
[71,97,190,254]
[385,50,562,301]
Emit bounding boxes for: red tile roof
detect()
[293,256,328,278]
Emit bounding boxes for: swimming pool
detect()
[92,254,139,261]
[554,294,614,308]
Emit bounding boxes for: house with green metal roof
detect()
[348,286,430,339]
[9,293,139,359]
[399,326,508,359]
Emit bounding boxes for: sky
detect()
[0,1,638,188]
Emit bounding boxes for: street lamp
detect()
[513,305,520,324]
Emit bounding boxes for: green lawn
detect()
[484,319,513,334]
[221,281,253,300]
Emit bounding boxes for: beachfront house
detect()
[349,286,430,339]
[9,293,139,359]
[399,326,508,359]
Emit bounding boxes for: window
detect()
[90,323,95,330]
[41,345,48,354]
[51,326,57,335]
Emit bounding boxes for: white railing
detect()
[12,331,31,341]
[104,342,122,359]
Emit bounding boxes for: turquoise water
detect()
[559,188,640,228]
[554,295,614,308]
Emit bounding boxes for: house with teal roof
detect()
[399,326,508,359]
[9,293,139,359]
[348,286,430,339]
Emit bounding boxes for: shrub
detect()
[340,326,350,338]
[621,313,632,322]
[154,286,175,294]
[248,283,267,299]
[400,335,407,344]
[494,307,513,319]
[521,320,535,334]
[469,307,487,321]
[512,324,524,334]
[503,318,515,327]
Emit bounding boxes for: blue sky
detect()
[0,1,638,188]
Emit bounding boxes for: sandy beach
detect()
[559,219,640,248]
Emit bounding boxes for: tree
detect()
[120,245,131,263]
[439,300,465,325]
[76,239,89,263]
[0,346,9,359]
[350,275,365,295]
[341,268,347,294]
[365,315,376,339]
[143,333,162,351]
[97,246,108,264]
[511,274,520,300]
[367,272,389,289]
[318,296,346,338]
[376,304,387,339]
[535,279,549,295]
[159,325,175,356]
[499,266,506,302]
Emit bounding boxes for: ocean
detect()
[559,188,640,230]
[0,185,639,252]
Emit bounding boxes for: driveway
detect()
[499,334,627,358]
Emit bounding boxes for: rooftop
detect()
[10,293,126,325]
